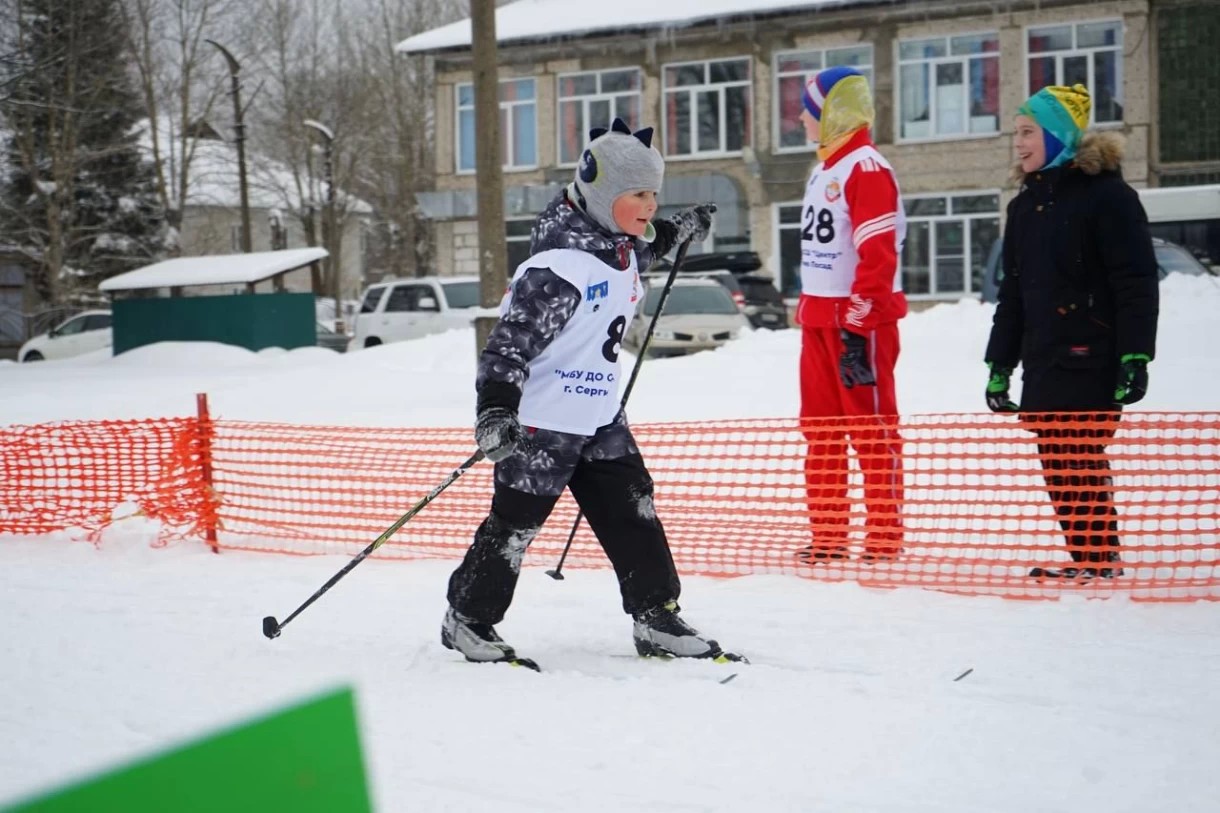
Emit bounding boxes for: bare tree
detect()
[119,0,237,246]
[238,0,339,293]
[335,0,457,280]
[237,0,463,297]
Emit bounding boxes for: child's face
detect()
[612,190,658,237]
[1013,115,1046,173]
[800,108,820,144]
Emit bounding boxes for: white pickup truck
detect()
[349,275,488,350]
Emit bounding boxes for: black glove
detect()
[985,362,1019,413]
[1114,353,1150,405]
[667,203,716,245]
[475,406,523,462]
[838,330,875,388]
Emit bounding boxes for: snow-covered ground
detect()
[3,274,1220,811]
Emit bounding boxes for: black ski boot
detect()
[795,544,849,564]
[1030,551,1124,581]
[441,607,539,671]
[632,601,747,663]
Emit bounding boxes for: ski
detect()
[447,652,541,671]
[712,650,750,664]
[502,656,541,672]
[627,648,750,665]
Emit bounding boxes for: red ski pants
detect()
[799,322,904,551]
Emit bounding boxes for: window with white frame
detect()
[1027,20,1123,124]
[774,45,873,151]
[901,192,1000,297]
[662,58,751,157]
[455,78,537,173]
[897,33,1000,140]
[557,68,642,166]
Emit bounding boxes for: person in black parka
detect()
[983,84,1159,580]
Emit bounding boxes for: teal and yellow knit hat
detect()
[1018,84,1091,169]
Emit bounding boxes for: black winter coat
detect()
[984,131,1159,412]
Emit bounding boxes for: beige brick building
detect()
[401,0,1171,301]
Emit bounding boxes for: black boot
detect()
[632,601,720,658]
[795,543,849,564]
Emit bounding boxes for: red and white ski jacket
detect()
[795,128,908,332]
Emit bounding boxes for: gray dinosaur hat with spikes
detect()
[571,118,665,235]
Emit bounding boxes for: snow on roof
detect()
[99,248,328,291]
[397,0,854,53]
[137,120,373,214]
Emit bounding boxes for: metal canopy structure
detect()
[101,249,330,355]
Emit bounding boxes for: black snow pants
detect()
[1031,416,1121,563]
[447,418,680,625]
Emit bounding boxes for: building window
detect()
[506,218,533,271]
[662,58,751,157]
[557,68,642,166]
[456,78,537,173]
[775,203,805,297]
[1027,20,1123,124]
[774,45,873,152]
[897,33,1000,141]
[901,192,1000,297]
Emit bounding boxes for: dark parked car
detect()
[979,235,1213,303]
[735,273,790,330]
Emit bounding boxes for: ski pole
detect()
[545,237,694,581]
[263,449,485,639]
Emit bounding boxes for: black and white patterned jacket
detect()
[475,190,681,415]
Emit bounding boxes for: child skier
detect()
[442,118,741,668]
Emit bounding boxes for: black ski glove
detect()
[839,330,876,388]
[1114,353,1150,405]
[475,406,523,462]
[985,363,1019,413]
[666,203,717,245]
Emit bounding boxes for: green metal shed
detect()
[99,248,329,355]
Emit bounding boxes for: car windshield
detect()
[1154,243,1209,277]
[643,285,739,316]
[441,281,480,309]
[359,288,384,313]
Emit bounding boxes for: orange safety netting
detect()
[2,412,1218,600]
[0,417,217,541]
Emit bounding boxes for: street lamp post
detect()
[205,39,252,253]
[303,119,342,332]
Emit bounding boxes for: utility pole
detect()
[206,40,252,253]
[471,0,507,357]
[303,119,343,332]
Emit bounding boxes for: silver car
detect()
[623,278,750,358]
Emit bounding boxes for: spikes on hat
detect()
[590,119,653,147]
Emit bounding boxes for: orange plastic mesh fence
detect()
[3,413,1218,600]
[0,418,217,541]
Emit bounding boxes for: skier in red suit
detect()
[793,66,907,564]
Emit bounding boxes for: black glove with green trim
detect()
[1114,353,1150,405]
[985,363,1019,413]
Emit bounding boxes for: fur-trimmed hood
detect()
[1010,130,1126,184]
